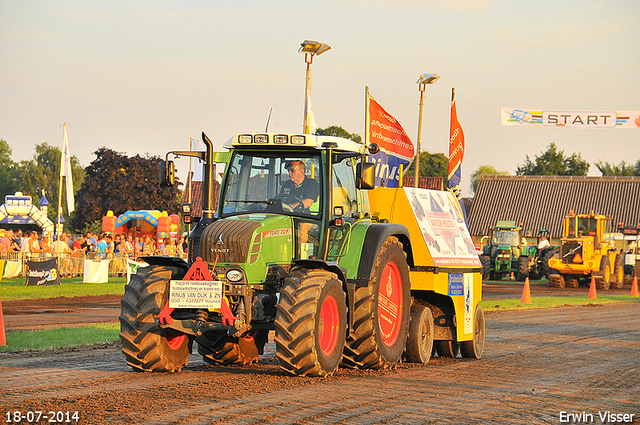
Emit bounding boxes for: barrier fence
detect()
[0,251,188,279]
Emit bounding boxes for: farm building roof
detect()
[467,175,640,238]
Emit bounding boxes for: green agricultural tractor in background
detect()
[479,221,528,281]
[479,222,556,281]
[118,131,485,377]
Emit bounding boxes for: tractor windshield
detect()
[492,230,519,246]
[221,151,322,218]
[576,217,597,237]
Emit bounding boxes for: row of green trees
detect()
[2,128,639,232]
[1,139,182,234]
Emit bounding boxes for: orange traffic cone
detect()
[521,277,532,304]
[588,276,597,300]
[0,294,6,346]
[631,276,639,298]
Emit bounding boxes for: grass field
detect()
[0,277,126,301]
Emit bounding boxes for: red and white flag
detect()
[366,89,415,187]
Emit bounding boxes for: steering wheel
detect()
[281,195,305,212]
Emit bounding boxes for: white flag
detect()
[60,123,75,213]
[304,91,317,134]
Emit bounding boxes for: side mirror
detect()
[159,160,175,187]
[356,161,376,190]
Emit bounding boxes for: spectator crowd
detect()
[0,228,188,260]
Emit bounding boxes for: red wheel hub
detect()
[165,330,186,350]
[319,295,340,356]
[377,262,403,346]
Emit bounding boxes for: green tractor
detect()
[522,229,559,281]
[119,132,485,377]
[479,221,529,281]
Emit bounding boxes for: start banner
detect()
[501,108,640,128]
[26,258,61,286]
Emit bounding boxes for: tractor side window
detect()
[331,157,357,217]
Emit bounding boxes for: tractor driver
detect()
[281,160,319,213]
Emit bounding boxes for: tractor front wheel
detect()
[613,255,624,289]
[343,237,411,370]
[595,257,611,290]
[548,273,565,288]
[197,331,267,366]
[274,268,346,377]
[516,256,530,282]
[119,266,191,372]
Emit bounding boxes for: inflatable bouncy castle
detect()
[102,210,180,245]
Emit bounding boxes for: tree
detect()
[72,148,182,232]
[515,143,589,176]
[405,151,448,181]
[314,126,362,144]
[10,143,84,224]
[470,165,510,194]
[0,139,18,200]
[595,160,640,176]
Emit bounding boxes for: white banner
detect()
[2,261,22,278]
[83,259,109,283]
[501,108,640,128]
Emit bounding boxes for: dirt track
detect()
[1,296,639,424]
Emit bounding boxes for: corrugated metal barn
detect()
[467,175,640,241]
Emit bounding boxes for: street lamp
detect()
[299,40,331,134]
[414,73,440,187]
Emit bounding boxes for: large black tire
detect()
[275,268,347,377]
[197,330,267,366]
[516,256,530,282]
[613,255,624,289]
[119,266,191,372]
[540,249,557,280]
[480,255,490,281]
[460,305,485,359]
[342,237,411,370]
[404,303,434,364]
[595,256,611,290]
[435,340,459,358]
[548,273,565,288]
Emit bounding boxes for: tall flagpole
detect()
[364,86,370,146]
[56,124,66,239]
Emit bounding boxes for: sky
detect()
[1,0,639,195]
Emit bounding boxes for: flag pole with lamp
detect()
[57,123,75,239]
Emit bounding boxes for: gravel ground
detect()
[1,298,638,424]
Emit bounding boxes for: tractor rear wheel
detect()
[119,266,191,372]
[516,256,530,281]
[274,268,346,377]
[480,255,490,280]
[404,303,434,364]
[343,237,411,370]
[595,257,611,290]
[461,305,485,359]
[540,249,557,280]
